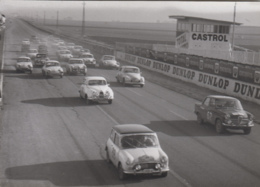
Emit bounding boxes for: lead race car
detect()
[79,76,114,104]
[194,95,254,134]
[105,124,169,180]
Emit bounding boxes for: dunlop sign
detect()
[116,51,260,104]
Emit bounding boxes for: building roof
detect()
[169,15,241,25]
[113,124,154,134]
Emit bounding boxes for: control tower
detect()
[169,15,241,51]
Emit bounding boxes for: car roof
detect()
[113,124,154,134]
[81,52,92,55]
[84,76,106,81]
[207,95,237,100]
[18,56,30,59]
[122,66,139,69]
[69,58,83,61]
[47,60,59,63]
[103,55,114,57]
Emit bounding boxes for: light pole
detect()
[231,2,237,51]
[82,1,85,37]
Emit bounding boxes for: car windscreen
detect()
[36,54,47,58]
[121,134,159,149]
[82,54,93,58]
[215,98,243,110]
[124,68,139,73]
[46,63,59,67]
[17,58,30,62]
[88,80,106,85]
[69,60,83,64]
[103,56,115,60]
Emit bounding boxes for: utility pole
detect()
[82,1,86,37]
[43,11,45,25]
[56,11,59,28]
[231,2,237,51]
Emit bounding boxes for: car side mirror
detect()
[107,83,110,86]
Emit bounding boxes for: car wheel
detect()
[60,74,63,78]
[123,79,126,87]
[29,70,33,74]
[243,127,251,135]
[106,149,111,163]
[140,84,144,88]
[85,94,91,105]
[215,119,224,134]
[108,100,112,104]
[196,113,203,125]
[161,172,168,177]
[118,163,127,180]
[116,77,119,83]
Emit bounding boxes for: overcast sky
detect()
[0,1,260,26]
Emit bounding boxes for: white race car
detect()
[79,53,96,67]
[105,124,169,180]
[66,58,87,75]
[57,50,73,62]
[99,55,120,69]
[116,66,145,87]
[26,49,38,60]
[16,56,33,73]
[79,76,114,104]
[42,60,64,78]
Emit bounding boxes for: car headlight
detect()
[125,76,131,81]
[92,90,98,96]
[248,114,254,121]
[155,163,161,170]
[135,164,141,171]
[105,91,110,96]
[161,156,167,163]
[224,114,231,123]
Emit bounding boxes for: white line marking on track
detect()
[97,105,119,125]
[170,110,188,120]
[169,170,192,187]
[126,88,142,96]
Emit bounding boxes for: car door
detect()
[107,129,116,164]
[199,97,210,122]
[117,68,123,81]
[112,133,121,166]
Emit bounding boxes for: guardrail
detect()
[0,29,5,105]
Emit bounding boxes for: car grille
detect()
[99,91,104,98]
[133,163,157,170]
[230,115,249,125]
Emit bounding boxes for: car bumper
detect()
[89,96,113,101]
[125,80,145,85]
[124,168,169,175]
[222,120,254,128]
[47,71,64,76]
[70,69,86,74]
[16,67,33,71]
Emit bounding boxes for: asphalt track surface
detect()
[0,19,260,187]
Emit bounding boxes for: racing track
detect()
[0,19,260,187]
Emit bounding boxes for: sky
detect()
[0,1,260,26]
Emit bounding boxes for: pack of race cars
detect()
[17,35,145,105]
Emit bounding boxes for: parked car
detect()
[116,66,145,87]
[57,50,73,62]
[66,58,87,75]
[42,60,64,78]
[79,52,96,67]
[26,49,38,60]
[99,55,120,69]
[79,76,114,104]
[105,124,169,180]
[194,95,254,134]
[16,56,33,73]
[34,53,49,67]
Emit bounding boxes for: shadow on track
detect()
[5,160,143,186]
[144,120,245,137]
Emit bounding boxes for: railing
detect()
[153,44,260,66]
